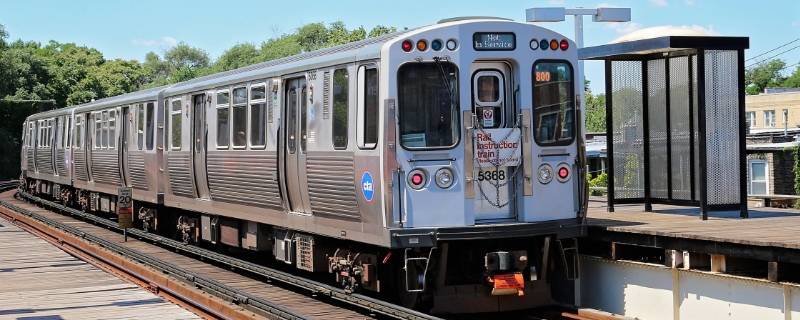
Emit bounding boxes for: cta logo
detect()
[361,171,374,202]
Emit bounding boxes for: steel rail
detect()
[0,188,306,320]
[12,189,440,320]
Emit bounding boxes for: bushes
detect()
[588,172,608,196]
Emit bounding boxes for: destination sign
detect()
[473,32,516,51]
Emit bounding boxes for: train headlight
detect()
[408,169,427,190]
[537,164,553,184]
[446,39,458,51]
[435,167,455,189]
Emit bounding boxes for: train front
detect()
[381,18,585,312]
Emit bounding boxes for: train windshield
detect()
[398,62,459,149]
[533,61,575,146]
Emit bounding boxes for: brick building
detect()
[745,130,799,196]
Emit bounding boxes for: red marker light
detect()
[558,167,569,179]
[549,39,559,50]
[402,40,413,52]
[412,173,424,185]
[560,39,569,51]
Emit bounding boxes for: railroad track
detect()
[0,182,439,320]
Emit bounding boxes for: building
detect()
[745,88,800,132]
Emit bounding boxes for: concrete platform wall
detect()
[580,255,800,320]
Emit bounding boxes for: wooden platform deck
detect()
[0,218,200,320]
[587,197,800,249]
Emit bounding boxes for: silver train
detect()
[20,18,586,313]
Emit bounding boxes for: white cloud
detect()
[684,0,696,5]
[793,21,800,28]
[650,0,669,6]
[611,25,717,43]
[605,21,643,34]
[131,36,178,47]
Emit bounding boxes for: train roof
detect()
[25,17,528,121]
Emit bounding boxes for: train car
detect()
[20,17,586,313]
[21,107,74,198]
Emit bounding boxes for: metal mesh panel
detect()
[704,50,741,205]
[669,56,692,200]
[611,61,645,199]
[647,59,668,199]
[692,55,700,201]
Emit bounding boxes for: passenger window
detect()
[75,116,82,148]
[332,69,349,149]
[533,61,575,146]
[101,111,109,149]
[145,102,154,150]
[137,104,144,150]
[94,114,101,149]
[216,90,230,149]
[64,117,71,149]
[54,118,61,149]
[287,87,297,154]
[357,66,378,149]
[232,87,247,148]
[108,110,116,149]
[398,62,460,149]
[249,84,267,149]
[170,99,182,150]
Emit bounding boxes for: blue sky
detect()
[1,0,799,93]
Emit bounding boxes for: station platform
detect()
[586,197,800,266]
[0,217,200,320]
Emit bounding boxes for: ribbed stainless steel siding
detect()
[306,154,359,220]
[91,150,120,185]
[35,149,53,174]
[74,151,88,181]
[168,152,194,198]
[128,152,148,190]
[26,149,34,171]
[207,151,281,209]
[55,150,67,176]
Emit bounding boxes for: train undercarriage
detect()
[21,176,581,314]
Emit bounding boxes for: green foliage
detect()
[588,172,608,196]
[585,91,606,133]
[794,145,800,196]
[213,43,260,72]
[746,59,787,95]
[783,66,800,88]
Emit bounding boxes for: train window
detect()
[332,68,348,149]
[287,87,297,154]
[170,99,182,150]
[54,117,61,149]
[398,62,459,149]
[232,86,247,148]
[249,84,267,149]
[64,116,71,149]
[102,111,110,149]
[145,102,154,150]
[533,61,574,146]
[472,71,505,129]
[357,66,378,149]
[74,116,82,148]
[137,104,144,150]
[477,76,500,102]
[216,90,230,149]
[94,113,101,149]
[108,110,116,149]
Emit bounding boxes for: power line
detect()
[746,44,800,69]
[746,38,800,62]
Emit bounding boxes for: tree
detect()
[259,34,302,62]
[585,92,606,133]
[296,23,329,52]
[783,65,800,88]
[214,43,260,72]
[69,59,146,105]
[746,59,787,95]
[161,43,211,83]
[368,25,397,38]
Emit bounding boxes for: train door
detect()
[470,61,517,221]
[283,77,311,214]
[119,106,130,187]
[191,94,211,199]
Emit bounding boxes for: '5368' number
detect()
[477,169,506,181]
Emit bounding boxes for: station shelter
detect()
[579,36,750,219]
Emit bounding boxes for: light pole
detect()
[525,7,631,136]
